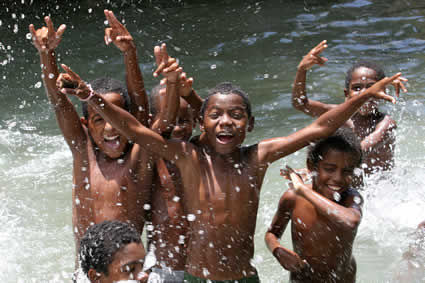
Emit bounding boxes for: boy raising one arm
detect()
[57,62,401,281]
[266,128,364,282]
[292,41,407,174]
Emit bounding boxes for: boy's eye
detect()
[230,111,244,119]
[209,112,219,119]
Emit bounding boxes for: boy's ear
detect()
[247,116,255,132]
[80,117,88,126]
[87,268,101,282]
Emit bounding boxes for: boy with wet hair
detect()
[29,12,179,259]
[266,128,364,282]
[292,40,408,175]
[79,220,148,282]
[57,61,402,282]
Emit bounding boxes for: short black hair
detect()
[200,82,252,119]
[79,220,141,276]
[149,83,165,118]
[345,61,386,90]
[307,127,363,168]
[82,78,131,119]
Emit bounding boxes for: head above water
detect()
[344,61,385,90]
[307,127,363,170]
[79,220,145,282]
[200,82,252,120]
[82,77,131,119]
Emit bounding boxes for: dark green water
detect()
[1,0,425,281]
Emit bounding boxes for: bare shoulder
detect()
[341,188,364,214]
[279,188,298,208]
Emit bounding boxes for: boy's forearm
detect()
[182,89,203,120]
[312,91,371,138]
[39,51,61,104]
[124,46,149,126]
[292,68,308,110]
[151,81,180,135]
[297,186,361,229]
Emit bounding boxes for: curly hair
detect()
[307,127,363,168]
[345,61,386,90]
[200,82,252,119]
[79,220,141,276]
[82,77,131,119]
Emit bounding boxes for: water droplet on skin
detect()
[196,210,202,214]
[235,186,240,192]
[85,183,90,190]
[117,159,124,164]
[121,186,127,191]
[172,196,180,202]
[81,166,87,172]
[198,230,204,235]
[333,192,341,202]
[48,73,54,79]
[209,242,214,248]
[34,81,42,88]
[144,204,151,210]
[75,198,80,205]
[202,268,210,277]
[187,214,196,221]
[361,76,366,80]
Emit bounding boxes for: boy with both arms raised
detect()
[56,52,402,282]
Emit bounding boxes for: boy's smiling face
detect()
[345,67,379,116]
[311,149,357,202]
[201,93,253,155]
[86,92,130,159]
[171,99,195,141]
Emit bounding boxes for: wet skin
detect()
[74,92,153,247]
[266,149,362,283]
[149,99,194,270]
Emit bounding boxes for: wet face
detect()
[171,99,195,141]
[201,93,253,155]
[101,242,146,283]
[87,92,129,159]
[345,67,379,116]
[311,149,357,202]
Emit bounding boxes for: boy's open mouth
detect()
[327,184,342,191]
[216,132,235,144]
[104,134,121,149]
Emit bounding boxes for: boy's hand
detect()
[280,167,310,183]
[282,166,307,192]
[29,16,66,54]
[298,40,328,71]
[178,72,194,97]
[56,64,91,100]
[364,73,403,104]
[104,9,135,52]
[274,247,308,272]
[153,43,181,83]
[391,76,408,97]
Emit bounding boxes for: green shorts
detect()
[183,272,260,283]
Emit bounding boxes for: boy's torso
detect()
[290,193,357,282]
[181,144,264,280]
[72,139,153,241]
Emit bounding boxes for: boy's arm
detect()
[178,72,203,121]
[258,73,402,166]
[57,65,188,163]
[265,190,307,272]
[361,115,396,151]
[287,169,362,230]
[29,17,87,153]
[292,40,333,117]
[150,44,182,136]
[104,10,149,126]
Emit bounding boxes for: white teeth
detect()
[328,185,341,191]
[104,135,119,141]
[218,132,233,137]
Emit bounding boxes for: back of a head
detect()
[307,127,363,168]
[149,83,166,119]
[200,82,252,119]
[79,220,141,277]
[345,61,386,90]
[82,77,131,119]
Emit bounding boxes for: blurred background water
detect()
[0,0,424,282]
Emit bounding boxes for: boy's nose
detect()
[104,122,114,131]
[219,114,232,126]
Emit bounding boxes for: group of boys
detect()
[31,11,408,283]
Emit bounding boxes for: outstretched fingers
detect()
[153,44,169,77]
[61,64,82,81]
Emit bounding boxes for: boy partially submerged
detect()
[292,40,407,175]
[57,64,401,281]
[266,128,364,282]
